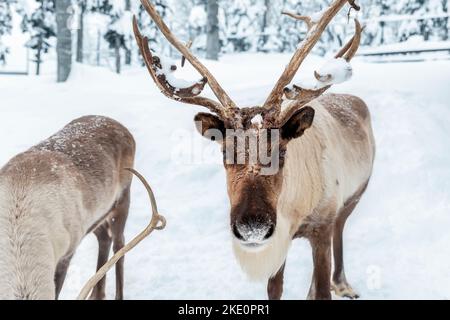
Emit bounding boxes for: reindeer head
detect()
[193,106,315,248]
[135,0,362,250]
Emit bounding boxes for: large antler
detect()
[134,0,239,123]
[279,19,363,125]
[263,0,362,118]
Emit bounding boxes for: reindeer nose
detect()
[232,217,275,243]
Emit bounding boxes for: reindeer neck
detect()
[277,101,326,236]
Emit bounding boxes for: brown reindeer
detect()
[0,116,135,300]
[135,0,375,299]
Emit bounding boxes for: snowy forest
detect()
[0,0,449,77]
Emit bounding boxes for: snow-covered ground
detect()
[0,53,449,299]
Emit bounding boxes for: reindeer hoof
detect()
[331,281,360,299]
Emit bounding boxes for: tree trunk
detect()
[261,0,270,49]
[96,30,101,66]
[125,0,132,65]
[35,38,42,76]
[115,36,121,74]
[76,1,86,63]
[56,0,72,82]
[206,0,220,60]
[443,1,448,40]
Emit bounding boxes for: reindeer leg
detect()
[307,273,316,300]
[54,252,74,299]
[88,222,113,300]
[307,225,332,300]
[331,183,369,299]
[111,186,131,300]
[267,262,286,300]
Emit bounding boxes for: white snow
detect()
[0,11,29,73]
[359,37,450,55]
[251,114,263,128]
[310,8,327,23]
[188,6,207,29]
[315,57,353,86]
[154,54,201,91]
[0,53,450,300]
[110,11,134,37]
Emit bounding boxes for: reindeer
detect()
[134,0,375,299]
[0,115,136,300]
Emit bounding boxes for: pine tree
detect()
[259,0,283,52]
[221,0,257,53]
[103,1,127,74]
[124,0,132,64]
[75,0,88,63]
[24,0,56,75]
[137,0,171,57]
[0,1,13,64]
[188,1,206,54]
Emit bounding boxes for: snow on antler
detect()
[154,54,204,93]
[251,114,264,129]
[314,58,353,87]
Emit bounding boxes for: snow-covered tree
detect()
[220,0,260,53]
[188,1,206,53]
[137,0,171,57]
[23,0,56,75]
[75,0,88,63]
[103,1,127,74]
[0,1,13,64]
[399,0,448,41]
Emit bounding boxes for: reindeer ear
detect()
[194,113,225,142]
[281,106,315,141]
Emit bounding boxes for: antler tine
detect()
[263,0,356,114]
[334,19,363,61]
[181,40,193,68]
[139,0,239,120]
[347,0,361,11]
[133,16,226,117]
[314,18,362,82]
[282,11,314,30]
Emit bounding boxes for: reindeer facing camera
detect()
[135,0,374,299]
